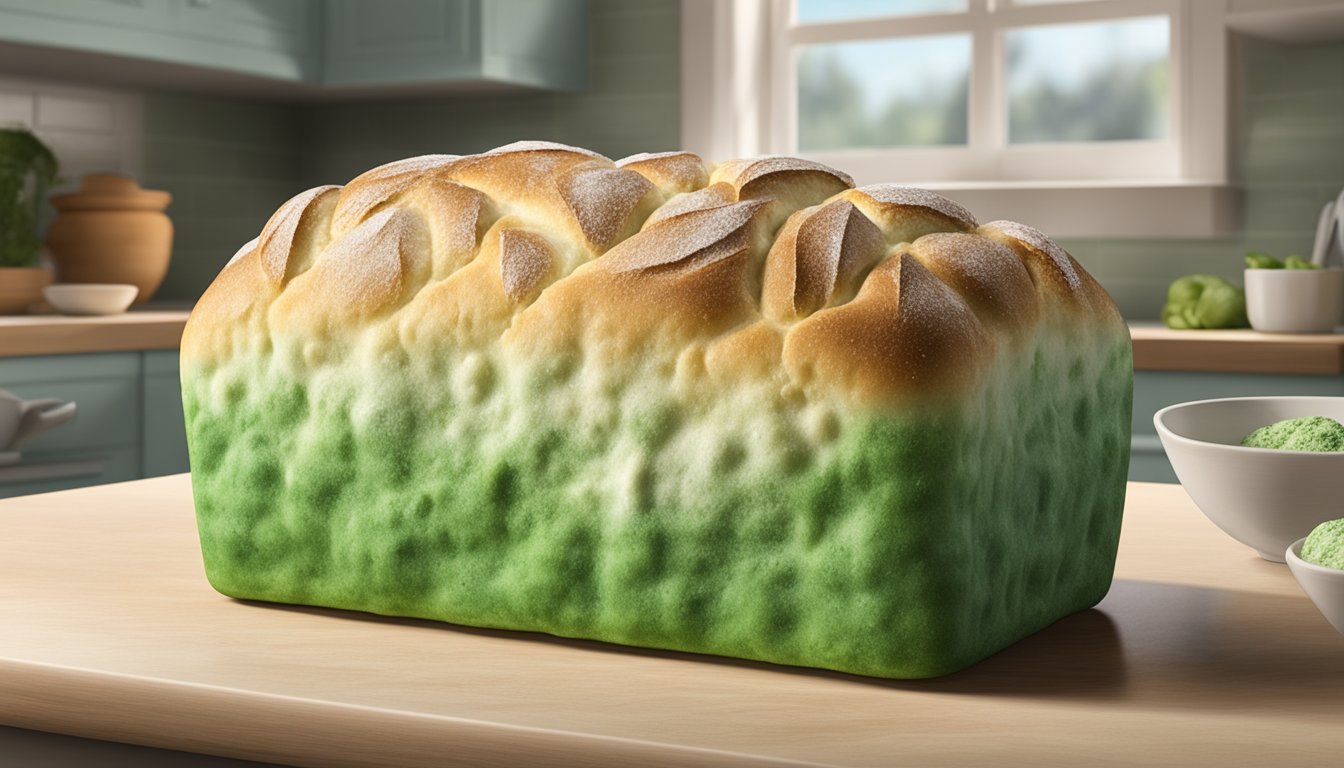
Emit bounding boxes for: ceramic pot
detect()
[0,266,52,314]
[46,174,172,305]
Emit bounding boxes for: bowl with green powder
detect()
[1155,397,1344,562]
[1287,521,1344,635]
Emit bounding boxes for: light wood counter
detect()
[1,476,1341,767]
[0,310,189,357]
[1130,323,1344,375]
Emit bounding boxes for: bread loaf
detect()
[181,141,1132,679]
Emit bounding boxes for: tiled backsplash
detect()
[0,76,141,229]
[140,93,304,301]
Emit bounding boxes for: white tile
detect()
[0,90,34,128]
[39,128,128,176]
[36,94,116,133]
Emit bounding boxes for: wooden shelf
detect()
[1,476,1341,767]
[1131,323,1344,375]
[0,310,188,358]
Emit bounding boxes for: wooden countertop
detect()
[1130,323,1344,375]
[1,476,1341,767]
[0,310,189,358]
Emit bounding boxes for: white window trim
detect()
[681,0,1237,237]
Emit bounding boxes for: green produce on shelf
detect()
[1162,274,1249,330]
[1245,252,1319,270]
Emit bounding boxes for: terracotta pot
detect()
[0,266,52,314]
[46,174,172,305]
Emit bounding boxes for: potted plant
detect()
[0,127,58,314]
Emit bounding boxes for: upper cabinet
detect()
[323,0,586,91]
[0,0,320,82]
[0,0,588,94]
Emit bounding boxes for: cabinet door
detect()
[323,0,479,86]
[1131,371,1344,483]
[142,351,189,478]
[0,0,173,33]
[173,0,316,59]
[0,353,142,499]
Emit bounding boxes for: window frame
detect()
[773,0,1190,183]
[682,0,1229,191]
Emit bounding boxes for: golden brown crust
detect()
[762,199,887,322]
[782,254,993,404]
[616,151,711,196]
[183,142,1126,409]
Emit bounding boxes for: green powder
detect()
[1302,519,1344,570]
[1240,416,1344,452]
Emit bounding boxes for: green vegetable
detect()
[1245,252,1282,269]
[1302,519,1344,571]
[1241,416,1344,452]
[0,127,59,268]
[1284,254,1318,270]
[1162,274,1249,330]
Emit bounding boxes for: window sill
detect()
[905,181,1239,239]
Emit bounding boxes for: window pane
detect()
[1006,16,1170,143]
[796,0,967,24]
[798,35,970,150]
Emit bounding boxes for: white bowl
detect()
[1155,396,1344,561]
[43,284,138,316]
[1244,267,1344,333]
[1287,537,1344,635]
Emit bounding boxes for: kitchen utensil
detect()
[1310,201,1335,267]
[1287,537,1344,635]
[1334,187,1344,267]
[43,284,139,316]
[0,390,76,452]
[1244,267,1344,333]
[1154,396,1344,562]
[46,174,172,305]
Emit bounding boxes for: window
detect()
[680,0,1234,235]
[768,0,1205,184]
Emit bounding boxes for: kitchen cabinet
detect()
[0,0,320,83]
[323,0,587,90]
[1131,370,1344,483]
[0,0,587,93]
[0,350,188,499]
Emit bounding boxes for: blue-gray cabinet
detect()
[0,350,188,499]
[1130,370,1344,483]
[0,0,320,83]
[0,0,588,92]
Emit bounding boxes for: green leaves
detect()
[1245,251,1319,270]
[0,127,60,269]
[1162,274,1249,330]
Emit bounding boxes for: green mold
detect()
[184,333,1132,679]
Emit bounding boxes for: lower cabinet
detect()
[1130,370,1344,483]
[0,349,188,499]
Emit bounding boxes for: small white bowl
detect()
[1155,396,1344,561]
[1286,537,1344,635]
[1245,267,1344,333]
[43,284,139,316]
